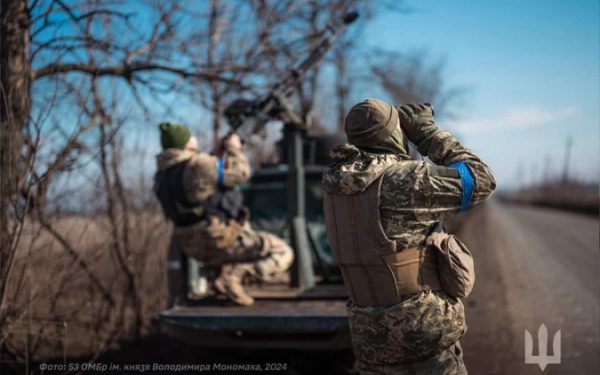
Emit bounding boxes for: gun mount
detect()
[223,11,358,290]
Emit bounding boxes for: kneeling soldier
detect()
[155,123,293,306]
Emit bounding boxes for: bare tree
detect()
[370,50,467,119]
[0,0,250,360]
[1,0,32,330]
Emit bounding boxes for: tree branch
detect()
[32,62,248,86]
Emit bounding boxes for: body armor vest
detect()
[323,174,441,307]
[154,159,245,227]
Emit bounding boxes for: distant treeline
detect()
[500,181,599,216]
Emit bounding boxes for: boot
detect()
[214,264,254,306]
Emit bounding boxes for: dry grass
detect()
[2,211,171,361]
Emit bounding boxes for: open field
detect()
[1,211,171,363]
[500,182,599,216]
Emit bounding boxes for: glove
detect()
[395,103,436,146]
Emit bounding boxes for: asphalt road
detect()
[460,201,599,375]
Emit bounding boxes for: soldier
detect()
[154,123,294,306]
[323,99,496,374]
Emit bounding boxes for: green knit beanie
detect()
[159,122,191,149]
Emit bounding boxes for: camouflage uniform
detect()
[156,146,293,283]
[323,103,496,374]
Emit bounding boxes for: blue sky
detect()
[362,0,599,189]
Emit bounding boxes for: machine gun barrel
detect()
[276,11,359,93]
[225,11,359,137]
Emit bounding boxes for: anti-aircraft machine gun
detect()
[223,11,359,289]
[224,11,359,139]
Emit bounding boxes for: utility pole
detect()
[516,159,525,189]
[562,135,572,184]
[530,162,538,187]
[543,154,551,183]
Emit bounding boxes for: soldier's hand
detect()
[395,103,435,145]
[225,133,242,150]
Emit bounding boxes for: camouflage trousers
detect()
[357,342,466,375]
[173,217,294,280]
[347,290,467,374]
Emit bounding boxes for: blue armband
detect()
[216,158,225,186]
[449,160,474,212]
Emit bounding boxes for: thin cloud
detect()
[448,105,579,134]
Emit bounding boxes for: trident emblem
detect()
[524,324,561,371]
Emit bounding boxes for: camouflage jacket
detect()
[155,145,251,203]
[322,114,496,366]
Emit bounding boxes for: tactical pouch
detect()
[427,231,475,299]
